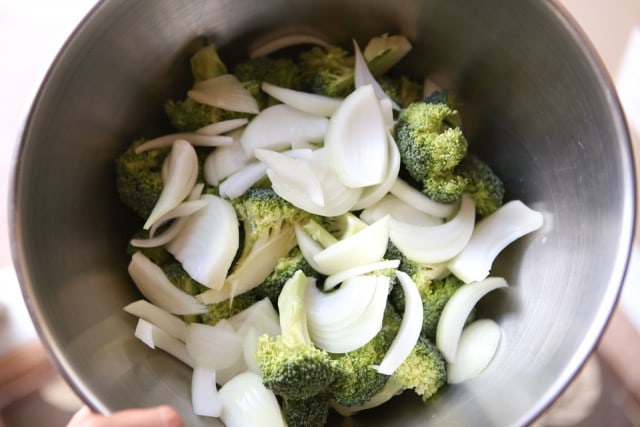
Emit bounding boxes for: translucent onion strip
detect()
[448,200,544,283]
[135,133,233,153]
[218,162,268,200]
[376,271,423,375]
[294,224,326,273]
[363,34,412,76]
[353,40,400,110]
[124,299,188,341]
[218,372,286,427]
[447,319,501,384]
[196,118,249,136]
[313,215,390,275]
[261,82,342,117]
[134,319,194,367]
[191,367,223,417]
[185,320,242,370]
[360,194,442,227]
[143,140,198,230]
[307,275,390,353]
[324,84,389,188]
[323,259,400,291]
[166,194,239,289]
[390,178,458,219]
[189,74,260,114]
[241,104,328,156]
[249,29,330,58]
[436,277,508,363]
[204,130,249,186]
[128,252,207,315]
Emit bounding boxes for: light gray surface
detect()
[9,0,636,426]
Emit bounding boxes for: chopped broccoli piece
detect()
[256,271,338,400]
[281,393,330,427]
[260,247,317,307]
[456,155,505,217]
[392,336,447,401]
[330,305,397,407]
[200,288,263,326]
[189,44,228,83]
[115,139,169,219]
[379,75,424,108]
[298,45,355,97]
[161,261,208,323]
[394,91,469,203]
[234,56,303,109]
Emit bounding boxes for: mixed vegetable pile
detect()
[116,32,544,426]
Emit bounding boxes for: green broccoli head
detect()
[378,75,424,109]
[164,98,252,132]
[281,393,330,427]
[115,139,169,219]
[189,44,228,83]
[456,155,505,217]
[234,56,304,109]
[200,288,263,326]
[330,305,398,407]
[395,92,469,203]
[260,247,317,307]
[392,337,446,401]
[162,262,207,295]
[256,271,338,400]
[297,45,355,97]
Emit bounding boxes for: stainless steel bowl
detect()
[10,0,636,426]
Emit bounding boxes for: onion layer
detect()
[446,319,501,384]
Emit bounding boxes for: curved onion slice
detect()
[390,194,475,264]
[376,271,423,375]
[448,200,544,283]
[447,319,501,384]
[204,130,249,186]
[191,367,222,417]
[248,27,331,58]
[351,131,401,210]
[363,34,412,76]
[390,178,458,219]
[124,300,188,341]
[134,319,194,367]
[436,277,508,363]
[143,140,198,230]
[218,372,286,427]
[323,259,400,291]
[128,252,207,315]
[313,215,390,275]
[261,82,342,117]
[307,275,390,353]
[189,74,260,114]
[134,133,233,153]
[241,104,328,156]
[324,84,388,188]
[353,40,400,110]
[196,118,249,136]
[166,194,239,289]
[360,194,443,227]
[218,162,268,200]
[185,321,242,370]
[294,224,326,273]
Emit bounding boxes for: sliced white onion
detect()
[216,353,249,386]
[313,215,390,275]
[323,259,400,291]
[148,199,210,237]
[307,275,390,353]
[447,319,501,384]
[436,277,508,363]
[124,299,188,341]
[353,40,400,110]
[241,327,262,373]
[261,82,342,117]
[196,118,249,136]
[294,224,326,273]
[351,131,401,210]
[228,298,281,337]
[185,320,242,370]
[363,34,412,75]
[128,252,207,315]
[376,271,423,375]
[379,99,395,131]
[143,140,198,230]
[166,194,239,289]
[218,161,268,200]
[248,28,331,58]
[390,178,458,219]
[390,193,475,264]
[134,133,233,153]
[189,74,260,114]
[204,129,249,186]
[324,84,389,188]
[360,193,443,227]
[448,200,544,283]
[241,104,328,156]
[191,367,223,417]
[306,276,377,329]
[134,319,194,367]
[218,372,286,427]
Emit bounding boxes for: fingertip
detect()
[154,405,184,427]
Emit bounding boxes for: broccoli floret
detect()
[189,44,228,83]
[330,305,397,407]
[260,247,317,307]
[379,75,424,109]
[394,91,469,203]
[298,45,355,97]
[115,139,169,219]
[234,56,303,109]
[256,271,338,400]
[456,155,505,217]
[200,288,263,326]
[161,261,208,323]
[392,336,447,401]
[281,393,330,427]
